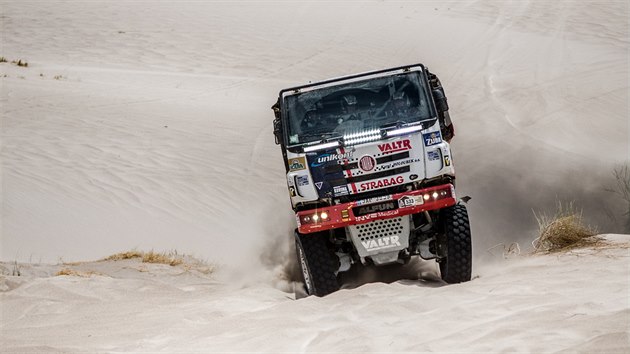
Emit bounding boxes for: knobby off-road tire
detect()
[438,204,472,284]
[295,230,340,297]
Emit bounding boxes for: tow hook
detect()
[459,196,471,204]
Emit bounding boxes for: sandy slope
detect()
[1,235,628,353]
[1,0,628,265]
[1,0,629,352]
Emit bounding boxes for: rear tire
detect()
[438,204,472,283]
[295,230,340,297]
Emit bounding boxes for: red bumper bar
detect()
[296,183,456,234]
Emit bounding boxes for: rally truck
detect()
[272,64,472,297]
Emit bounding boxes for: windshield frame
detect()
[281,66,436,149]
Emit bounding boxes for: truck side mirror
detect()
[271,100,282,145]
[432,88,449,113]
[273,118,282,145]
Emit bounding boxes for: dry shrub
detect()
[605,164,630,232]
[11,59,28,67]
[56,268,82,276]
[102,250,204,268]
[533,201,599,252]
[142,251,183,266]
[104,250,183,266]
[56,268,101,277]
[102,251,143,261]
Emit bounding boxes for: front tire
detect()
[437,204,472,283]
[295,230,340,297]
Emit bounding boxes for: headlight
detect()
[300,210,332,225]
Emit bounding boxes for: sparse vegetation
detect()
[487,242,521,258]
[103,250,143,261]
[142,250,183,266]
[605,164,630,232]
[56,268,79,276]
[11,59,28,67]
[103,250,183,266]
[56,268,102,277]
[101,250,214,274]
[532,201,599,253]
[12,260,21,276]
[1,58,30,66]
[48,250,213,279]
[62,261,84,266]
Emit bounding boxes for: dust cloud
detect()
[458,146,627,263]
[261,138,627,290]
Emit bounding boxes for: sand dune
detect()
[2,1,627,265]
[1,235,628,353]
[1,0,628,352]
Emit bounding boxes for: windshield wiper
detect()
[379,120,408,130]
[300,132,342,141]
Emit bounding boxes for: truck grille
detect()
[354,217,406,242]
[347,215,411,259]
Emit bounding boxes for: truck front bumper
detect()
[296,183,457,234]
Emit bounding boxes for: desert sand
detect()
[1,234,628,353]
[1,0,628,352]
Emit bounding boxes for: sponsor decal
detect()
[409,174,418,180]
[423,131,442,146]
[287,176,296,196]
[288,157,306,171]
[338,146,358,194]
[378,139,411,154]
[315,182,323,189]
[355,195,393,206]
[354,201,397,216]
[359,155,377,172]
[296,175,309,186]
[378,158,422,170]
[333,185,349,196]
[355,210,400,222]
[398,195,424,208]
[359,176,404,192]
[311,151,354,167]
[361,235,402,251]
[444,155,451,166]
[427,150,440,161]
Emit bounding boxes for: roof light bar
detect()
[344,128,381,146]
[386,125,424,137]
[303,141,340,152]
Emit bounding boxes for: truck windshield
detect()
[283,71,435,146]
